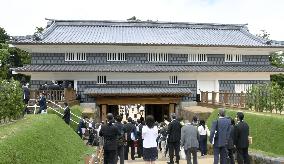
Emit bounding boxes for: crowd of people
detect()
[86,108,250,164]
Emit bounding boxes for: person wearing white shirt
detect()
[142,115,158,164]
[198,120,209,156]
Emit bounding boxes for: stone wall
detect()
[249,152,284,164]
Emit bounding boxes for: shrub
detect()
[0,79,24,122]
[246,82,284,114]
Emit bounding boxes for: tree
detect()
[0,27,9,43]
[0,27,31,81]
[256,30,284,88]
[256,29,270,40]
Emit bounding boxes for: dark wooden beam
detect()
[96,97,181,105]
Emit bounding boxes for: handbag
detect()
[180,147,186,160]
[212,120,218,145]
[130,132,136,141]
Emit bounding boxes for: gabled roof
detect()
[14,64,284,73]
[12,19,281,48]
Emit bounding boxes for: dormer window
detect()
[169,76,178,84]
[148,53,168,62]
[97,76,106,84]
[65,52,86,61]
[188,54,207,62]
[225,54,242,62]
[107,53,126,61]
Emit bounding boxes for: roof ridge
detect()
[45,18,247,30]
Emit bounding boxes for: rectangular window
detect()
[107,53,126,61]
[148,53,168,62]
[235,84,252,93]
[169,75,178,84]
[97,76,106,84]
[188,54,207,62]
[225,54,242,62]
[65,52,87,61]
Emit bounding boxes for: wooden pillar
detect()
[169,103,175,115]
[212,91,216,104]
[101,104,107,122]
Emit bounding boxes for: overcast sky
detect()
[1,0,283,40]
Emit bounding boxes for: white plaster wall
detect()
[16,44,282,55]
[30,72,271,81]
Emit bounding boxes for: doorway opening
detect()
[107,105,119,118]
[145,104,170,122]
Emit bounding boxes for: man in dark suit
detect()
[37,92,47,114]
[123,117,136,160]
[167,113,182,164]
[234,112,250,164]
[209,108,231,164]
[62,102,71,125]
[99,113,120,164]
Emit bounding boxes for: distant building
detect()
[12,19,284,121]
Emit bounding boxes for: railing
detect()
[27,99,90,125]
[30,88,76,103]
[200,91,246,108]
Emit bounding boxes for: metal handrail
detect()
[27,103,79,124]
[28,99,90,124]
[47,100,82,120]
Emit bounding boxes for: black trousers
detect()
[116,145,124,164]
[168,142,180,163]
[124,140,135,160]
[137,139,143,157]
[104,150,117,164]
[236,147,250,164]
[199,135,207,155]
[228,148,235,164]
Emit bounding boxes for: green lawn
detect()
[206,109,284,156]
[0,115,93,164]
[47,105,83,131]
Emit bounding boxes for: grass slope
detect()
[206,109,284,156]
[48,105,83,131]
[0,115,93,164]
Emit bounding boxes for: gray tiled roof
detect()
[12,19,280,47]
[14,64,284,73]
[84,87,191,96]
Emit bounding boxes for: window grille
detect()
[188,54,207,62]
[97,76,106,84]
[65,52,87,61]
[148,53,168,62]
[107,53,126,61]
[225,54,243,62]
[169,76,178,84]
[235,84,252,93]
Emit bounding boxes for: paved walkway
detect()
[124,151,214,164]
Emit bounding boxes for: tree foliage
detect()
[0,27,9,43]
[0,27,31,82]
[0,79,25,122]
[256,29,270,40]
[246,83,284,114]
[256,30,284,87]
